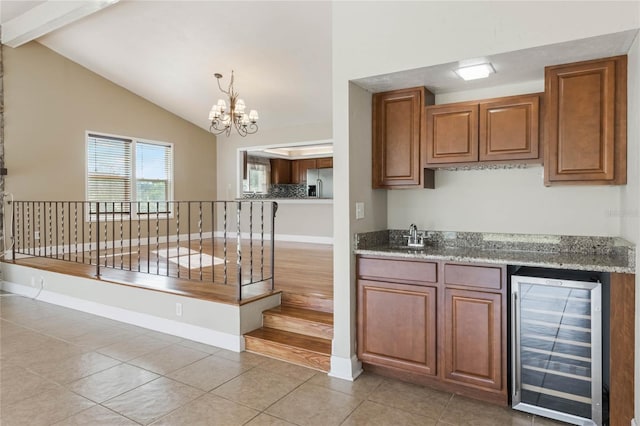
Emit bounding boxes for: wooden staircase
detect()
[244,292,333,372]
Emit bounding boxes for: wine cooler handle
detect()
[511,288,521,403]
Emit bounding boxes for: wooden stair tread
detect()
[265,305,333,325]
[245,327,331,354]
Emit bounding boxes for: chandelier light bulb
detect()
[217,99,227,112]
[248,110,259,123]
[236,99,246,113]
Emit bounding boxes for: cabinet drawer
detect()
[358,257,437,284]
[444,263,502,290]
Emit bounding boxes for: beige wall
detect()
[331,1,640,380]
[3,42,216,203]
[216,122,333,240]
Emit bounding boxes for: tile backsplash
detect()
[242,184,307,199]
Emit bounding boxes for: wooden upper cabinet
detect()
[316,157,333,168]
[291,159,317,183]
[270,159,291,184]
[544,55,627,185]
[425,102,479,164]
[425,93,541,166]
[479,94,540,162]
[372,87,435,189]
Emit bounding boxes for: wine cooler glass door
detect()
[511,275,602,426]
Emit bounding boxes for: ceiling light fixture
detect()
[454,63,495,81]
[208,71,259,137]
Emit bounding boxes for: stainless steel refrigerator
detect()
[306,168,333,199]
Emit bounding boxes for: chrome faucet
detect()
[405,224,424,248]
[409,224,418,241]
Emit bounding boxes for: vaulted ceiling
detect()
[1,0,333,133]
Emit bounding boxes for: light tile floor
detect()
[0,293,567,425]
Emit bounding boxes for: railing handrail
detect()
[9,200,278,301]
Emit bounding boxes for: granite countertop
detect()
[354,230,635,274]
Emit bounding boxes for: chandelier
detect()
[208,71,259,137]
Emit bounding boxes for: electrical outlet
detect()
[175,303,183,317]
[355,202,365,220]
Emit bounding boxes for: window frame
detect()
[85,131,175,221]
[242,156,270,195]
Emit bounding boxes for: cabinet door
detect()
[291,159,317,183]
[544,55,627,185]
[443,288,503,391]
[316,157,333,168]
[270,159,291,184]
[358,279,437,375]
[373,87,432,188]
[425,102,479,165]
[479,94,540,162]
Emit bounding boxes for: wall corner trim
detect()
[328,355,363,381]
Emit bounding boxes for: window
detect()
[87,133,173,216]
[242,156,270,194]
[136,142,172,213]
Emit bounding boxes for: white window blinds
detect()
[86,133,174,216]
[87,134,132,213]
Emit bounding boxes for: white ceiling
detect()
[354,29,639,94]
[1,1,638,136]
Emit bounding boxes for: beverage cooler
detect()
[511,273,604,426]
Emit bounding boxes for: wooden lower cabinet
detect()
[357,280,437,376]
[357,256,507,405]
[443,288,503,390]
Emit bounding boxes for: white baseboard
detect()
[1,280,244,352]
[213,231,332,245]
[328,355,363,381]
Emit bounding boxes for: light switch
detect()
[355,202,365,220]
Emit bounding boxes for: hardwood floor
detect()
[8,238,333,304]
